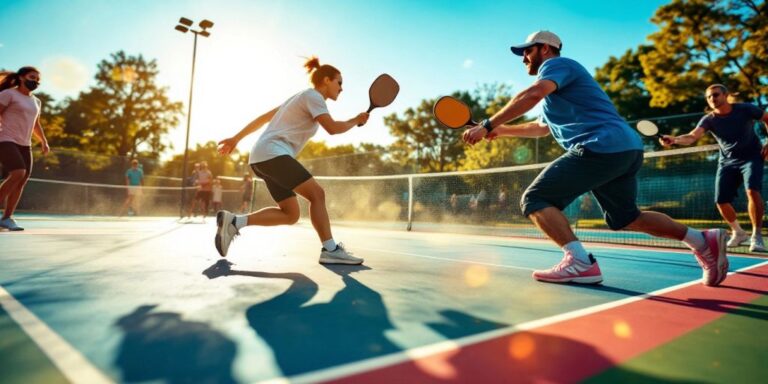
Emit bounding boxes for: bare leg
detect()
[623,211,687,240]
[0,170,26,218]
[2,171,30,219]
[527,206,577,247]
[119,195,134,216]
[293,178,332,242]
[244,197,300,226]
[716,202,738,223]
[746,189,764,235]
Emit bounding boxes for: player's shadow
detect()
[422,310,697,383]
[570,284,768,321]
[113,304,237,384]
[212,262,400,376]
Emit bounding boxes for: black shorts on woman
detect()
[0,141,32,178]
[521,145,644,230]
[250,155,313,203]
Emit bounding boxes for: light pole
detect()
[175,17,213,218]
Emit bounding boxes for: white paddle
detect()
[637,120,672,144]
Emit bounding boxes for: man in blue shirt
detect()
[662,84,768,252]
[463,31,729,287]
[120,159,144,216]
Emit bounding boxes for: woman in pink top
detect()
[0,67,50,231]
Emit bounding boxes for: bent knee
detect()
[286,209,301,224]
[306,186,326,203]
[8,169,27,179]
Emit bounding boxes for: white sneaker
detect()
[749,237,766,252]
[0,217,24,231]
[215,210,239,257]
[726,231,749,247]
[319,243,363,265]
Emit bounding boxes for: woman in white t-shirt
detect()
[215,57,368,264]
[0,67,50,231]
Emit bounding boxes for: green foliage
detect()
[58,51,183,159]
[640,0,767,107]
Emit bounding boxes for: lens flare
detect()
[464,265,489,287]
[508,333,536,360]
[613,320,632,339]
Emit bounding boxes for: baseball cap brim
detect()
[510,42,535,56]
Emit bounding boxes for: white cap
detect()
[510,31,562,56]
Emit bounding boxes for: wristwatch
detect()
[481,118,493,132]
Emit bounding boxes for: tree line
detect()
[20,0,767,182]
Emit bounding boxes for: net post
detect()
[249,179,256,212]
[407,175,413,231]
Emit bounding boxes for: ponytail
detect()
[0,66,39,92]
[303,56,340,87]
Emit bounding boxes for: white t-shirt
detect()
[212,184,223,202]
[0,88,41,146]
[249,88,329,164]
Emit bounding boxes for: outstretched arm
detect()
[218,107,279,155]
[463,80,556,145]
[661,126,705,147]
[486,120,551,140]
[316,112,369,135]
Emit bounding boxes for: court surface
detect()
[1,215,767,383]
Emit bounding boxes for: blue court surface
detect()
[1,215,766,383]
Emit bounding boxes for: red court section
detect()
[327,264,768,383]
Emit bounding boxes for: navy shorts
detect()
[0,142,32,179]
[521,147,644,230]
[715,158,764,204]
[250,155,313,203]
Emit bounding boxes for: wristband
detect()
[481,118,493,132]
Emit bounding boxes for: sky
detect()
[0,0,669,157]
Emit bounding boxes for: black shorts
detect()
[715,157,764,204]
[521,146,643,230]
[251,155,312,203]
[0,142,32,178]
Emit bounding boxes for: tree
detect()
[58,51,183,159]
[640,0,767,108]
[384,94,470,173]
[595,46,709,119]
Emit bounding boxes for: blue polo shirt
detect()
[697,103,765,164]
[126,168,143,186]
[537,57,642,153]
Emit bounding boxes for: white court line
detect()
[0,285,114,384]
[355,246,536,271]
[256,260,768,384]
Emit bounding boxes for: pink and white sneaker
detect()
[693,229,729,286]
[532,253,603,284]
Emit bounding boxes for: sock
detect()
[235,215,248,230]
[752,228,762,240]
[727,220,744,234]
[563,241,591,264]
[322,239,337,251]
[682,228,706,252]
